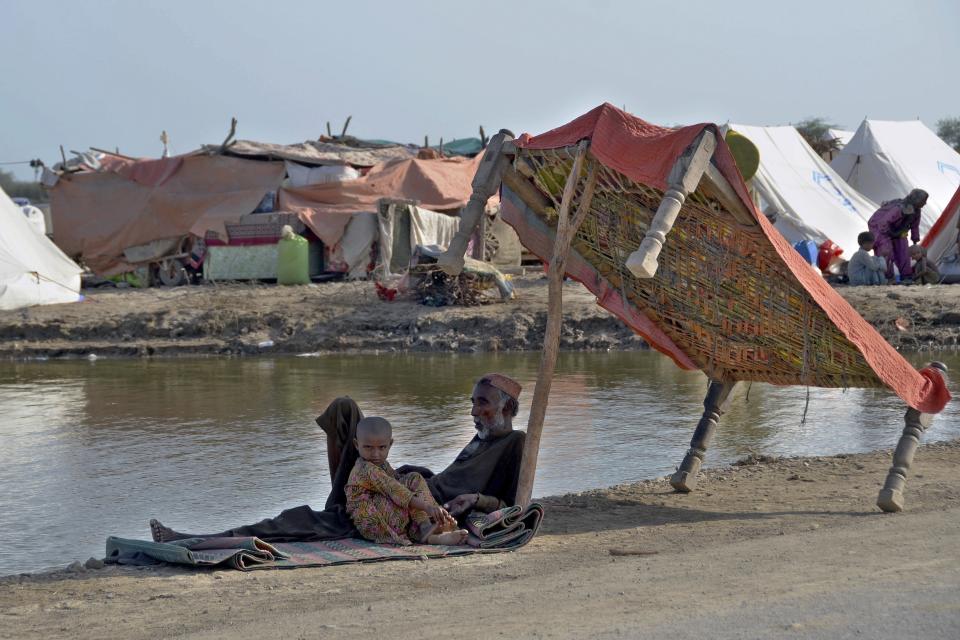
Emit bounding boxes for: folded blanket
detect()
[106,536,286,570]
[466,502,544,549]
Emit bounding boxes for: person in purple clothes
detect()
[867,188,928,283]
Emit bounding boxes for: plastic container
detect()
[277,234,310,285]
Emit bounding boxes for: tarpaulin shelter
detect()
[922,184,960,276]
[279,154,485,247]
[49,153,286,275]
[0,186,82,310]
[435,103,950,514]
[729,124,877,257]
[831,120,960,235]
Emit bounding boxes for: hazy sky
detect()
[3,0,959,179]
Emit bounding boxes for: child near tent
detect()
[847,232,886,286]
[867,188,928,282]
[909,244,941,285]
[345,417,469,546]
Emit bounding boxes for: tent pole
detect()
[516,141,596,507]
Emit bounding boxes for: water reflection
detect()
[1,351,957,575]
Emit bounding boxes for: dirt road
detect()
[3,441,958,639]
[1,276,958,359]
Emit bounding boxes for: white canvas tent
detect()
[729,124,877,257]
[831,119,960,236]
[0,187,83,310]
[827,129,854,148]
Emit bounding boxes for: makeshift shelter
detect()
[279,154,486,248]
[1,186,82,310]
[831,120,960,234]
[49,153,286,275]
[728,124,877,257]
[922,184,960,278]
[435,103,950,514]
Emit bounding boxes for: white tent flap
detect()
[831,120,960,236]
[0,187,83,310]
[730,124,877,258]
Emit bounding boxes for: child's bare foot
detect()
[149,519,179,543]
[427,529,469,546]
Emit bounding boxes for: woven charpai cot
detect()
[518,145,877,388]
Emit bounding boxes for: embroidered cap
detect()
[478,373,522,401]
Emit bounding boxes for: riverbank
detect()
[2,440,958,639]
[1,275,959,359]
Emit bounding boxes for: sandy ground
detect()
[2,441,959,639]
[1,276,959,359]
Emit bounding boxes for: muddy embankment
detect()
[0,275,959,359]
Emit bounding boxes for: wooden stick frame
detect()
[515,141,597,507]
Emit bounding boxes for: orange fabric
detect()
[278,155,484,245]
[513,103,950,414]
[51,155,285,275]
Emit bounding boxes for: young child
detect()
[345,417,468,546]
[847,231,886,286]
[909,243,941,285]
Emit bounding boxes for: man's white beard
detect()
[475,410,507,440]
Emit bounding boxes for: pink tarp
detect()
[51,155,285,275]
[511,103,949,413]
[279,155,484,246]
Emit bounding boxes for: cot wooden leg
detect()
[670,380,737,493]
[436,130,513,275]
[626,130,716,279]
[877,362,947,512]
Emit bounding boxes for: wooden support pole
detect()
[626,130,716,279]
[670,380,737,493]
[437,130,513,275]
[877,362,947,512]
[515,141,596,507]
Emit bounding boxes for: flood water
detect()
[2,350,958,575]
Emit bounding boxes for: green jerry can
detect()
[277,227,310,285]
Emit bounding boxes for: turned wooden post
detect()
[516,142,598,507]
[626,130,716,279]
[437,130,513,275]
[877,362,948,513]
[670,379,737,493]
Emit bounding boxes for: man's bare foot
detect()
[149,519,179,543]
[426,529,469,546]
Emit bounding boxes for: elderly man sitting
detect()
[149,373,525,543]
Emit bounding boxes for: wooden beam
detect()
[516,141,596,507]
[701,163,758,227]
[626,130,716,278]
[436,131,513,275]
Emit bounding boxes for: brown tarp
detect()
[51,155,285,275]
[279,154,484,246]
